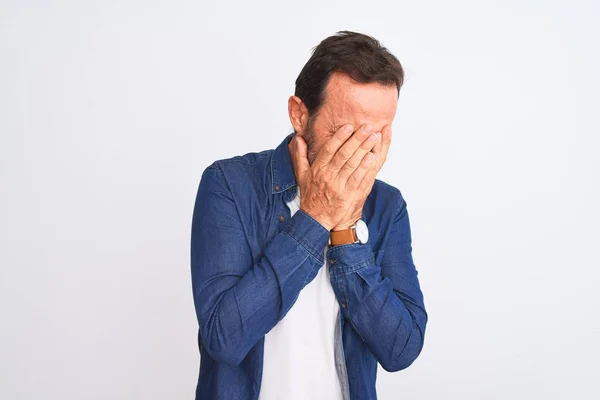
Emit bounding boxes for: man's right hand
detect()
[289,123,382,231]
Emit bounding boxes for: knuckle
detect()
[337,148,351,160]
[347,175,359,187]
[321,146,333,156]
[345,159,358,170]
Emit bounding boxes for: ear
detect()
[287,96,309,135]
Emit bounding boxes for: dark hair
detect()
[294,30,404,118]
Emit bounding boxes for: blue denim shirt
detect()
[191,131,428,400]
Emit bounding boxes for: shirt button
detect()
[278,215,285,222]
[340,302,346,308]
[329,258,336,265]
[274,185,280,191]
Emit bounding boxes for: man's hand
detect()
[332,124,392,231]
[289,123,383,231]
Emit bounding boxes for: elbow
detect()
[380,347,423,372]
[380,352,419,372]
[206,346,245,367]
[202,335,246,366]
[380,330,426,372]
[194,294,248,366]
[199,318,247,366]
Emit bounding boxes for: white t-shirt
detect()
[259,186,343,400]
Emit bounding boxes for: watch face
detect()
[355,220,369,244]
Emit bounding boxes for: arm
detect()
[327,189,428,372]
[191,163,330,366]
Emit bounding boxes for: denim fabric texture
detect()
[190,131,428,400]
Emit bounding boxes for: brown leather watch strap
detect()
[329,226,358,246]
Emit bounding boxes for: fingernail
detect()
[343,124,354,134]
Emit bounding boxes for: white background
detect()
[1,1,599,399]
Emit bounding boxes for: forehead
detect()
[320,72,398,131]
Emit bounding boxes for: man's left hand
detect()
[332,124,392,231]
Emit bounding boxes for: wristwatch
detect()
[329,219,369,246]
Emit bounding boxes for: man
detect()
[190,31,427,400]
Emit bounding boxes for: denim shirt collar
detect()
[271,129,298,199]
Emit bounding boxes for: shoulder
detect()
[370,178,407,213]
[199,147,274,198]
[204,148,273,178]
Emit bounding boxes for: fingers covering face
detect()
[336,130,380,182]
[312,124,355,165]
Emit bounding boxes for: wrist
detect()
[332,219,360,231]
[300,206,334,231]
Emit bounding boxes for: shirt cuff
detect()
[326,241,375,275]
[282,209,331,264]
